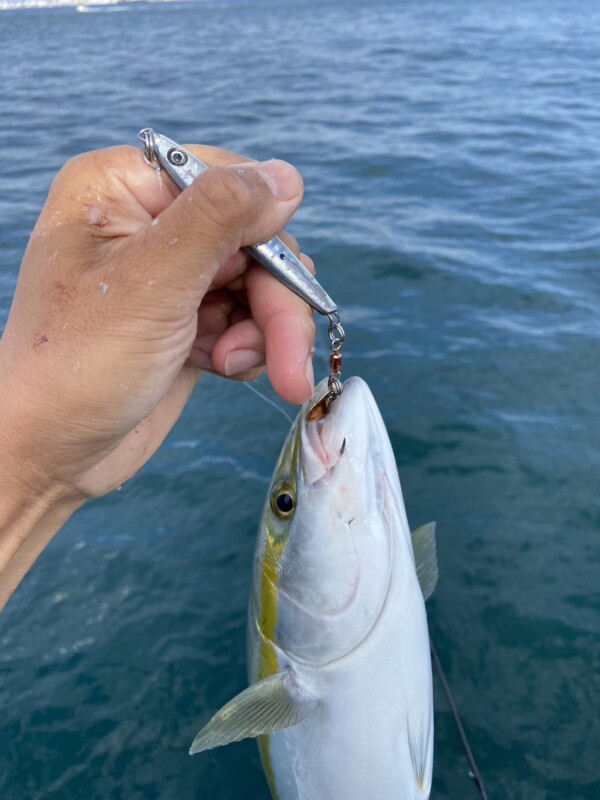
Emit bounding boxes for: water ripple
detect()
[1,2,599,798]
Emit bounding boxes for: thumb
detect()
[127,159,304,297]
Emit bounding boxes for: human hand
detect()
[0,143,315,500]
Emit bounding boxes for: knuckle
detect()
[195,166,258,230]
[53,151,97,186]
[53,146,132,192]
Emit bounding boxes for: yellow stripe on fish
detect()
[256,419,302,799]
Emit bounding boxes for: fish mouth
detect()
[302,414,341,478]
[300,377,369,485]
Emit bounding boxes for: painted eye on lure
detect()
[167,148,188,167]
[271,483,296,519]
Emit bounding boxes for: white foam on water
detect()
[0,0,201,11]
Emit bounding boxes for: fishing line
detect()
[243,381,294,425]
[430,638,489,800]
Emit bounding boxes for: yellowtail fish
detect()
[191,377,438,800]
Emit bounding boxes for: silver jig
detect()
[137,128,346,417]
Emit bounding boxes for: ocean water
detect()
[1,0,599,797]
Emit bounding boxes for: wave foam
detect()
[0,0,192,10]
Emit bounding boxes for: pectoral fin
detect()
[190,670,317,755]
[411,522,438,601]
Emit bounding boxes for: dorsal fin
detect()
[411,522,438,601]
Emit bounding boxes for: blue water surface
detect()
[0,1,599,798]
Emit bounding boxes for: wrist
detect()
[0,371,85,609]
[0,483,83,610]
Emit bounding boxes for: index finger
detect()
[38,142,256,240]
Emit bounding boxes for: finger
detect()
[119,142,257,222]
[244,255,317,404]
[186,291,257,373]
[41,143,257,233]
[196,290,238,335]
[224,366,265,383]
[210,317,266,377]
[187,290,238,371]
[122,159,304,302]
[39,146,177,241]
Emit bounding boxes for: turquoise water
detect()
[1,1,599,797]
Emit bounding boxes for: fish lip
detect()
[300,416,341,483]
[299,378,364,484]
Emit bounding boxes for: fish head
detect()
[255,377,411,668]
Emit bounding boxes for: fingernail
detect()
[255,160,302,201]
[224,349,263,376]
[304,354,315,394]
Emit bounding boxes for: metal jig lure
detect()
[138,128,345,415]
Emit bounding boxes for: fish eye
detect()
[270,483,296,519]
[167,148,188,167]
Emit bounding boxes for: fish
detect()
[190,376,438,800]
